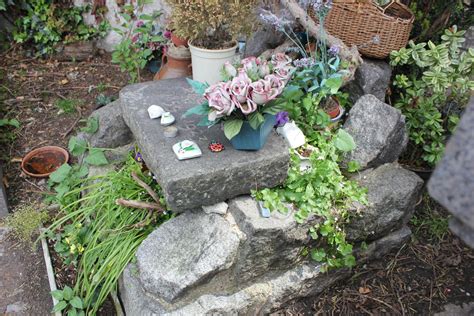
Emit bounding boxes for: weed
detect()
[411,195,450,242]
[96,82,107,93]
[55,99,82,114]
[3,204,49,248]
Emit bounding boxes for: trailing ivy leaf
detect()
[70,296,83,309]
[80,116,99,134]
[49,164,72,184]
[344,254,356,267]
[338,243,353,256]
[186,78,208,95]
[247,112,265,130]
[51,290,64,301]
[62,286,74,301]
[310,248,326,262]
[183,102,209,117]
[333,129,356,152]
[68,137,87,157]
[347,161,361,173]
[84,148,108,166]
[52,300,68,312]
[223,119,243,140]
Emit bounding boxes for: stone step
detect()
[119,79,290,212]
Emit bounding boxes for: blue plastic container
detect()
[230,114,276,151]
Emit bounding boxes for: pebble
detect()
[164,126,178,138]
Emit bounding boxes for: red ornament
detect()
[208,141,224,152]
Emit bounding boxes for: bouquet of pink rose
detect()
[185,53,295,140]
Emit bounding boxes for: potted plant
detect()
[322,96,345,123]
[185,54,295,151]
[165,0,258,84]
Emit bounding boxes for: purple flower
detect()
[164,30,172,39]
[313,0,333,13]
[275,111,289,127]
[293,57,316,68]
[259,9,292,31]
[134,152,143,162]
[328,45,340,56]
[136,20,145,28]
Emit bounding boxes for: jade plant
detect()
[390,26,474,166]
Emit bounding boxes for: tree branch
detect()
[131,172,161,204]
[116,198,164,211]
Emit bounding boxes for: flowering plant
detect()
[185,54,294,140]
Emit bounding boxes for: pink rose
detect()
[230,76,250,103]
[223,61,237,78]
[274,66,295,84]
[258,60,271,77]
[205,82,235,120]
[240,98,257,115]
[271,53,292,68]
[265,74,285,95]
[241,56,258,71]
[249,79,273,105]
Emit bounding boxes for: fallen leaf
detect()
[358,287,371,294]
[2,175,9,188]
[10,157,23,163]
[60,79,69,85]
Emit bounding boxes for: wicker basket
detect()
[310,0,414,59]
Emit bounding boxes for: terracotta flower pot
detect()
[324,97,341,119]
[154,44,192,81]
[171,33,188,47]
[21,146,69,178]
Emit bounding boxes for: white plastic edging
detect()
[40,228,62,316]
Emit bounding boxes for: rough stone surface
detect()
[120,79,290,211]
[202,202,228,215]
[344,58,392,103]
[136,211,242,303]
[82,100,134,149]
[229,197,319,283]
[435,302,474,316]
[347,164,423,242]
[429,97,474,247]
[461,26,474,52]
[449,217,474,249]
[343,94,408,170]
[120,226,411,315]
[245,26,287,57]
[0,165,8,218]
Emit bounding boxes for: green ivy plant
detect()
[111,1,166,83]
[254,127,367,270]
[390,26,474,166]
[13,0,109,55]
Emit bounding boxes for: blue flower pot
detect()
[230,114,276,151]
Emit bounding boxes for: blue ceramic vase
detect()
[230,114,276,151]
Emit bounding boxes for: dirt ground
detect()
[1,47,473,315]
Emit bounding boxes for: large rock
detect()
[135,211,242,303]
[347,163,423,242]
[461,26,474,52]
[120,226,412,315]
[343,94,408,170]
[344,59,392,103]
[82,100,133,148]
[229,197,319,283]
[245,26,287,57]
[120,79,290,212]
[429,97,474,248]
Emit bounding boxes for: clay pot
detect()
[154,44,192,80]
[324,97,341,119]
[21,146,69,178]
[171,33,188,47]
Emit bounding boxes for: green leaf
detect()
[51,290,64,301]
[223,119,244,140]
[347,161,360,173]
[310,248,326,262]
[52,300,68,312]
[324,76,343,94]
[68,137,87,157]
[333,129,356,152]
[84,148,108,166]
[247,112,265,130]
[70,296,83,309]
[344,255,356,267]
[183,102,209,117]
[49,164,72,183]
[68,308,78,316]
[63,286,73,301]
[80,116,99,134]
[186,78,208,95]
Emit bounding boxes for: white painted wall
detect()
[74,0,170,52]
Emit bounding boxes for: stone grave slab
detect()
[120,79,290,211]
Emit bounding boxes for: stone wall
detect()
[91,78,425,314]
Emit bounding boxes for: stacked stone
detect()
[82,73,423,314]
